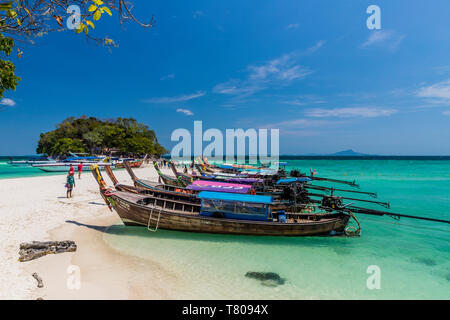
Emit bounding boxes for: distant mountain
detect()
[329,149,371,156]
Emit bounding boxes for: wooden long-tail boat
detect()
[153,161,187,187]
[92,165,351,236]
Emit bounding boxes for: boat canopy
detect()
[198,191,273,204]
[198,191,273,221]
[186,181,252,194]
[276,177,312,184]
[219,164,234,169]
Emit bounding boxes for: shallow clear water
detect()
[0,157,63,179]
[102,159,450,299]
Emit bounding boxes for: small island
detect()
[36,116,167,157]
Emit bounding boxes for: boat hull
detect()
[110,193,350,236]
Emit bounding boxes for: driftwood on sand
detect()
[32,272,44,288]
[18,241,77,262]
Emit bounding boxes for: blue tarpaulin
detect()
[276,177,312,184]
[198,191,273,204]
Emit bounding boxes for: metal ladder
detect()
[147,207,162,232]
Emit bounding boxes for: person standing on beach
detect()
[77,163,83,179]
[69,164,75,176]
[66,172,75,198]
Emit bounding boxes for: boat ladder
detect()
[147,207,162,232]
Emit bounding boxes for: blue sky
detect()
[1,0,450,155]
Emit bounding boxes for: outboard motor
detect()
[290,169,302,177]
[281,185,296,201]
[321,195,343,211]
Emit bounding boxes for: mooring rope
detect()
[344,211,361,237]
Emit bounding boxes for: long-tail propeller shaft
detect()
[305,184,377,198]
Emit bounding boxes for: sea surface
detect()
[103,158,450,299]
[2,157,450,298]
[0,156,64,179]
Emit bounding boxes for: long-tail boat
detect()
[96,163,450,236]
[92,165,352,236]
[107,164,254,196]
[129,161,391,209]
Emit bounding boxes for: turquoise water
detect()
[102,159,450,299]
[2,157,449,298]
[0,157,63,179]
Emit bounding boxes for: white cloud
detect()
[306,107,397,118]
[213,79,260,96]
[304,40,326,54]
[247,53,313,82]
[0,98,16,107]
[286,23,299,30]
[281,95,326,106]
[442,110,450,116]
[143,91,205,103]
[213,44,323,98]
[160,74,175,80]
[417,80,450,100]
[193,11,203,19]
[361,30,404,51]
[177,108,194,116]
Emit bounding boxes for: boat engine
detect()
[290,169,302,177]
[321,195,343,211]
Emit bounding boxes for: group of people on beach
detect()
[157,158,169,168]
[65,163,83,198]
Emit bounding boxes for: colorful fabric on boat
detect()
[186,180,252,194]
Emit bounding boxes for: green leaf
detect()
[102,6,112,16]
[93,10,101,21]
[7,10,17,18]
[93,0,104,5]
[88,4,97,12]
[16,18,21,26]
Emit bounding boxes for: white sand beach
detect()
[0,165,180,300]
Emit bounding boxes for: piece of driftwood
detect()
[32,272,44,288]
[19,241,77,262]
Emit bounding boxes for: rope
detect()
[344,211,361,237]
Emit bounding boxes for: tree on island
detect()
[37,116,167,157]
[0,0,153,100]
